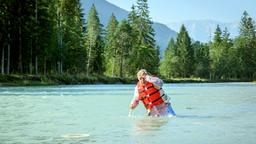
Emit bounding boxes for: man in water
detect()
[129,69,176,117]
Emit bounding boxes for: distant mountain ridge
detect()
[81,0,177,56]
[168,20,239,42]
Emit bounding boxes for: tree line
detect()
[161,11,256,80]
[0,0,159,78]
[1,0,255,80]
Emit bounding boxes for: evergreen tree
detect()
[160,38,178,78]
[2,1,254,82]
[127,5,139,75]
[85,4,104,75]
[227,40,240,79]
[128,0,159,75]
[192,41,210,78]
[209,25,223,79]
[175,24,194,77]
[35,0,60,74]
[113,20,133,78]
[220,28,234,79]
[104,13,118,77]
[236,11,256,79]
[0,0,11,74]
[136,0,155,48]
[61,0,86,73]
[1,1,39,74]
[213,25,222,44]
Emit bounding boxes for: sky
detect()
[105,0,256,24]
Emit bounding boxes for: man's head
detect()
[137,69,147,84]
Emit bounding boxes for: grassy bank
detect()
[0,74,254,86]
[162,77,253,83]
[0,74,136,86]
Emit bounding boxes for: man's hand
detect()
[130,104,135,109]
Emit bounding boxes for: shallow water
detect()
[0,83,256,144]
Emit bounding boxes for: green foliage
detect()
[235,11,256,79]
[113,20,133,77]
[1,1,255,82]
[209,26,238,80]
[160,38,178,78]
[209,25,223,79]
[104,13,118,77]
[208,16,255,80]
[61,0,86,73]
[128,0,159,75]
[175,25,194,77]
[192,41,210,78]
[85,4,104,75]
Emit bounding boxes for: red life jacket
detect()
[137,82,164,109]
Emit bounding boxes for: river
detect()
[0,83,256,144]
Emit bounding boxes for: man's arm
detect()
[130,87,140,109]
[145,75,163,89]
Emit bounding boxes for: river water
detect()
[0,83,256,144]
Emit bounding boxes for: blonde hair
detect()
[137,69,148,79]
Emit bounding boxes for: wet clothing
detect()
[149,102,176,116]
[130,75,176,117]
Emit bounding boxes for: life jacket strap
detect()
[138,85,155,94]
[145,93,166,107]
[140,88,162,101]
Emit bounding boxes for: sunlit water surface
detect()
[0,83,256,144]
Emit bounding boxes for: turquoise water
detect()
[0,83,256,144]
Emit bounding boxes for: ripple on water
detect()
[1,83,256,144]
[52,133,92,143]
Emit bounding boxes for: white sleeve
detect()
[134,86,139,97]
[145,75,163,87]
[130,86,140,105]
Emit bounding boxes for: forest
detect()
[0,0,256,85]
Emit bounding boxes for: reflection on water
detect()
[131,117,171,133]
[130,117,174,144]
[177,115,214,119]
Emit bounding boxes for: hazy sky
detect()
[105,0,256,24]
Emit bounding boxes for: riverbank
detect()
[0,74,136,86]
[0,74,254,86]
[163,77,253,83]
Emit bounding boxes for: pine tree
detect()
[37,0,59,74]
[85,4,104,75]
[136,0,155,48]
[128,0,159,75]
[160,38,178,78]
[220,28,234,79]
[175,24,193,77]
[192,41,210,78]
[240,11,255,39]
[3,1,36,74]
[209,25,223,79]
[60,0,85,73]
[0,1,9,74]
[236,11,256,79]
[127,5,140,75]
[213,25,222,44]
[0,0,58,74]
[104,13,118,77]
[113,20,133,78]
[56,0,64,74]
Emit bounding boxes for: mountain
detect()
[168,20,239,42]
[81,0,177,56]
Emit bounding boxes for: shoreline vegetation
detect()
[0,74,254,86]
[1,1,255,83]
